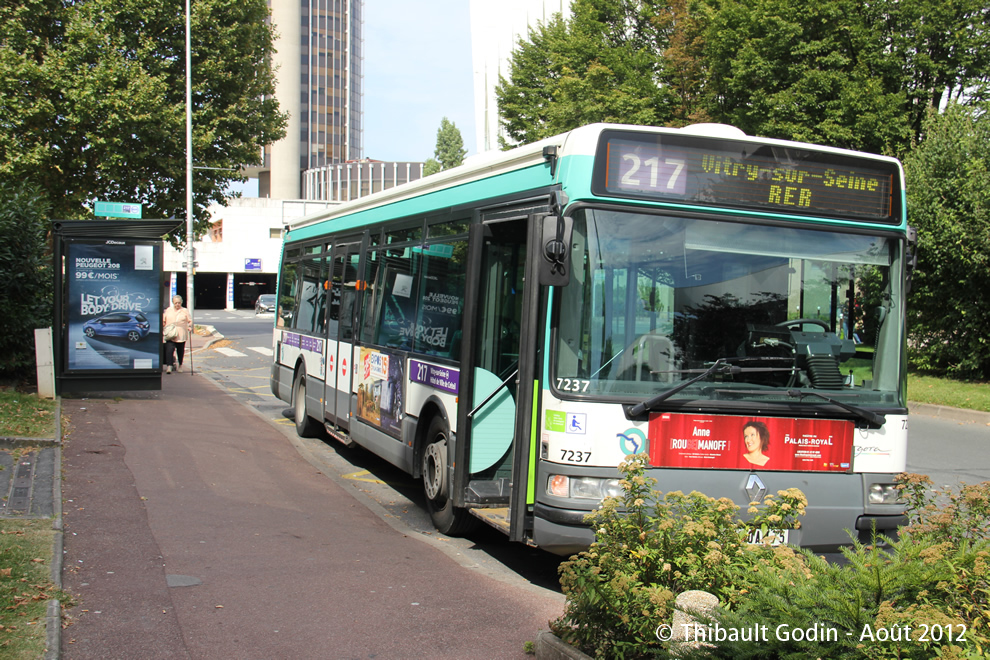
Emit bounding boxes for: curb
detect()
[47,397,63,660]
[908,401,990,426]
[535,631,593,660]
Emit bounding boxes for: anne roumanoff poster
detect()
[65,241,161,372]
[648,412,854,472]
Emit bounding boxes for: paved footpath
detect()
[58,372,564,659]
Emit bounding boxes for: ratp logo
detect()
[618,428,648,456]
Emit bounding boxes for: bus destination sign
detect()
[593,130,902,224]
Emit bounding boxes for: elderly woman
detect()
[163,295,193,373]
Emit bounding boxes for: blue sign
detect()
[95,201,143,218]
[245,258,262,271]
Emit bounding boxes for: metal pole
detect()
[185,0,195,374]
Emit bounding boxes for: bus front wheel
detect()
[422,416,477,536]
[293,371,320,438]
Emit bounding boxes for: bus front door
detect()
[455,212,545,544]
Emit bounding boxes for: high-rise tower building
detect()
[470,0,571,154]
[259,0,364,199]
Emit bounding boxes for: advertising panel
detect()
[356,347,404,437]
[648,412,853,472]
[65,240,162,372]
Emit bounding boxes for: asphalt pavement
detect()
[53,331,565,659]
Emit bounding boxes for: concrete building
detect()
[163,199,337,311]
[256,0,365,199]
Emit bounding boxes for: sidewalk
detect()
[52,332,564,659]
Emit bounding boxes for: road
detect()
[905,413,990,490]
[189,309,566,592]
[190,310,990,572]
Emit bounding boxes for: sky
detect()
[233,0,476,196]
[361,0,476,162]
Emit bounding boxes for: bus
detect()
[271,122,913,556]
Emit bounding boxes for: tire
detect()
[421,416,478,536]
[84,327,96,338]
[127,330,141,342]
[293,371,320,438]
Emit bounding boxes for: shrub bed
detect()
[550,454,988,659]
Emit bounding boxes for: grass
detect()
[907,372,990,413]
[0,520,61,660]
[0,391,56,439]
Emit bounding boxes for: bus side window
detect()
[360,250,382,344]
[296,256,325,334]
[339,252,361,342]
[376,248,420,349]
[414,240,467,357]
[278,258,299,330]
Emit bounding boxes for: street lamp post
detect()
[185,0,195,373]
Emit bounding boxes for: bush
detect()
[552,456,990,659]
[0,182,51,380]
[550,454,804,658]
[708,474,990,659]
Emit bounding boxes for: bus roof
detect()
[285,123,905,237]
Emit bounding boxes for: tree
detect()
[424,117,467,174]
[0,182,52,378]
[0,0,286,242]
[904,103,990,378]
[496,3,682,147]
[700,0,990,155]
[496,0,990,156]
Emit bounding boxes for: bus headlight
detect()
[868,483,902,504]
[547,475,623,500]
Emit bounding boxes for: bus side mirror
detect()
[539,215,573,287]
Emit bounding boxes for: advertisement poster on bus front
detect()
[356,347,404,437]
[65,240,161,372]
[648,412,853,472]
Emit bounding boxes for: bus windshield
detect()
[554,208,904,407]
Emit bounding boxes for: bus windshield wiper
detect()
[627,358,746,417]
[786,389,886,428]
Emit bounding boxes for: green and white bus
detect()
[271,123,912,555]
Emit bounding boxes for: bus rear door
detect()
[324,237,362,434]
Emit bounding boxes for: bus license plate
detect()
[746,527,790,546]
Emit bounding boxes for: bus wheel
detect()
[293,371,320,438]
[422,416,477,536]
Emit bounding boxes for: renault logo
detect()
[745,474,767,503]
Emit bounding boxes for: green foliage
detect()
[700,0,910,154]
[430,117,467,172]
[496,4,682,147]
[905,103,990,379]
[423,158,442,177]
[705,474,990,659]
[551,454,803,659]
[0,0,286,243]
[0,182,52,378]
[553,457,990,659]
[496,0,990,156]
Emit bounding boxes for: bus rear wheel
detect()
[422,416,478,536]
